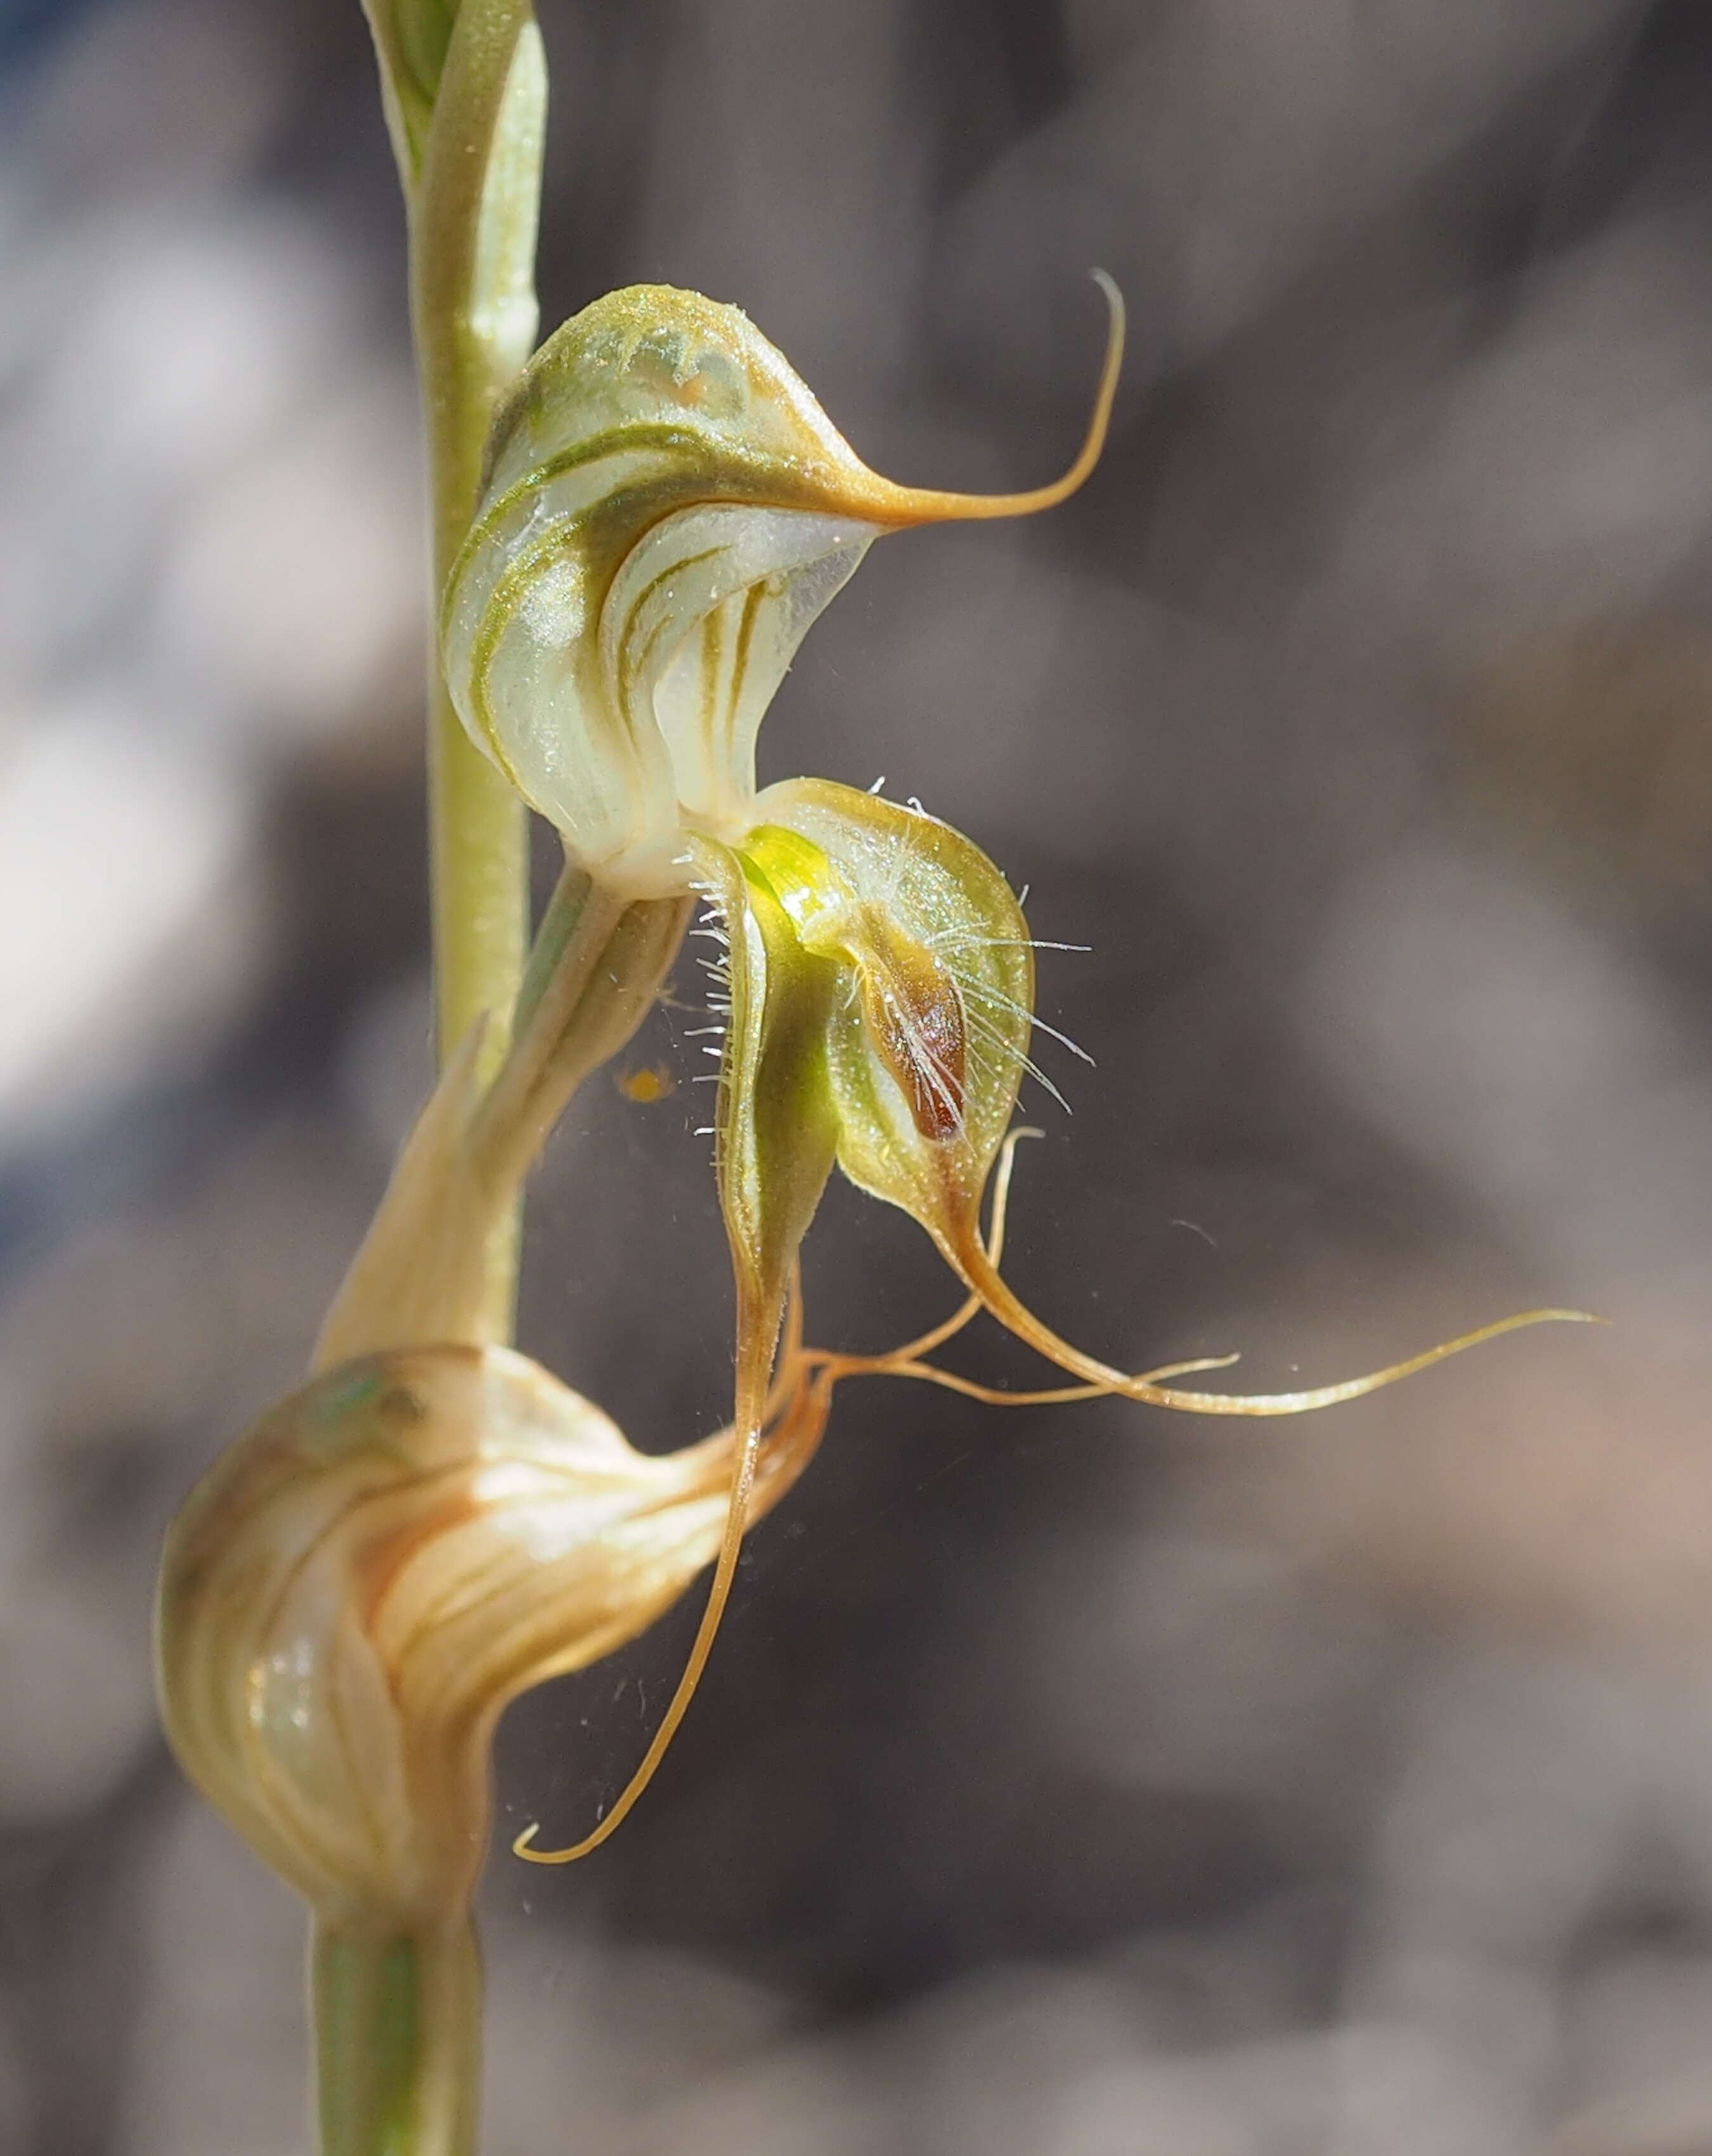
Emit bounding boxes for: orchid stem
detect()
[406,0,546,1340]
[318,5,547,2147]
[313,1916,482,2156]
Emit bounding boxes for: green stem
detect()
[313,1916,481,2156]
[408,0,546,1335]
[308,9,550,2152]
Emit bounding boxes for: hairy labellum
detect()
[730,781,1032,1245]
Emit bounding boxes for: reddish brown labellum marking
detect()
[855,911,968,1143]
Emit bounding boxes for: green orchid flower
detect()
[442,282,1589,1866]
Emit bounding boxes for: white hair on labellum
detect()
[923,863,1098,1122]
[935,933,1091,954]
[958,996,1073,1117]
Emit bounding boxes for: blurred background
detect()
[4,1,1712,2149]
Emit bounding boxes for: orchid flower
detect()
[433,278,1591,1866]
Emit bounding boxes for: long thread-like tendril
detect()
[947,1232,1596,1417]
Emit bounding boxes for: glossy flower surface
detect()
[158,1341,822,1919]
[441,281,1122,895]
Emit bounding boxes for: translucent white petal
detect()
[602,503,877,855]
[441,446,678,871]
